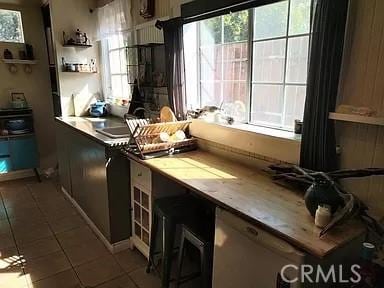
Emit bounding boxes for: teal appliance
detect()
[89,101,109,117]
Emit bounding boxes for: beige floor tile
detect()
[0,204,7,220]
[74,254,124,287]
[23,250,71,283]
[95,274,137,288]
[129,267,161,288]
[0,218,12,236]
[1,186,34,205]
[0,232,16,250]
[18,236,61,261]
[56,226,98,249]
[27,181,61,199]
[9,209,47,228]
[0,177,36,189]
[63,240,110,267]
[4,198,38,209]
[28,269,81,288]
[13,222,53,246]
[42,204,78,221]
[41,198,74,212]
[9,213,47,232]
[34,199,68,211]
[5,203,41,220]
[48,214,86,234]
[114,248,147,273]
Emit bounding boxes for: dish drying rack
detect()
[121,119,197,159]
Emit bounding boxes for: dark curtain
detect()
[159,18,187,120]
[300,0,350,172]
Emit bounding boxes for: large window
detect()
[0,9,24,43]
[184,0,311,130]
[101,33,132,103]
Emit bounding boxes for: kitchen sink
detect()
[96,126,131,138]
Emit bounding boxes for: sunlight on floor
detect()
[0,255,25,269]
[0,272,28,288]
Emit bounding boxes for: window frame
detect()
[0,8,25,44]
[101,34,131,103]
[249,0,310,130]
[188,0,311,132]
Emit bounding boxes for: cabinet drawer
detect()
[0,140,9,156]
[131,161,151,189]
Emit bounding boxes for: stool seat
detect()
[153,195,197,219]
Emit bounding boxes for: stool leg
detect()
[176,228,186,288]
[200,244,212,288]
[161,218,176,288]
[146,211,159,273]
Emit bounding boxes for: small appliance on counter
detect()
[10,92,29,109]
[89,101,109,117]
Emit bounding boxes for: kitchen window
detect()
[100,33,132,103]
[183,0,311,131]
[0,9,24,43]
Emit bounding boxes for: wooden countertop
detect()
[127,150,365,258]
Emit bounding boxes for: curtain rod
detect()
[181,0,284,24]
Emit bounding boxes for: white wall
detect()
[49,0,101,116]
[337,0,384,215]
[0,1,57,169]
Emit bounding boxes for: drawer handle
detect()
[246,226,259,237]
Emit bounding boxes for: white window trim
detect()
[188,0,310,133]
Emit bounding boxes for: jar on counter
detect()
[315,204,332,228]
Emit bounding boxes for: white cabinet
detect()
[130,161,152,258]
[213,208,305,288]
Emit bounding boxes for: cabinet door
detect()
[131,183,151,257]
[55,123,72,194]
[9,136,39,170]
[69,132,110,241]
[81,137,110,240]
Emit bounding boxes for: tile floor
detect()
[0,177,162,288]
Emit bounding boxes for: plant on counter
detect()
[268,165,384,242]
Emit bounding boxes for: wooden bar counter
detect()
[126,150,365,258]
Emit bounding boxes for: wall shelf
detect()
[0,133,35,139]
[329,112,384,126]
[63,43,92,48]
[1,59,37,65]
[62,71,97,74]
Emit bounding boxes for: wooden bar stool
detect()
[146,195,198,288]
